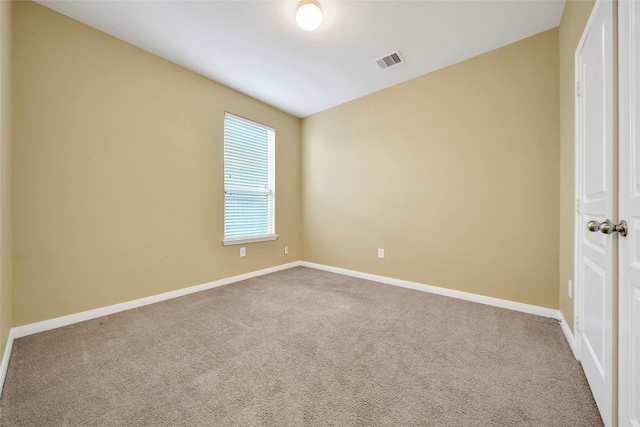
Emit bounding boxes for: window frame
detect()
[222,112,277,246]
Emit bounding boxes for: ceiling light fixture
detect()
[296,0,323,31]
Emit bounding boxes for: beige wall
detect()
[13,1,301,326]
[0,0,12,354]
[558,0,595,332]
[302,29,560,309]
[10,1,579,329]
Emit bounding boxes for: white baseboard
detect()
[559,312,577,359]
[0,328,14,396]
[300,261,561,320]
[1,259,564,396]
[12,261,302,339]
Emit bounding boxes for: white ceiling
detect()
[36,0,566,118]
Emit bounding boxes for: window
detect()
[222,113,276,245]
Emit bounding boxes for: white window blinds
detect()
[223,113,276,245]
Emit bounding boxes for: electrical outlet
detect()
[284,246,289,255]
[240,247,246,257]
[568,279,572,298]
[378,248,384,259]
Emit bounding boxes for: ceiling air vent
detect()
[375,50,404,70]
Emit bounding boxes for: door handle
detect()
[587,219,628,237]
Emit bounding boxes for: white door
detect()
[618,1,640,424]
[575,1,616,426]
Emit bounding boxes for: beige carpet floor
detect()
[0,267,602,426]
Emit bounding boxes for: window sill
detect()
[222,234,278,246]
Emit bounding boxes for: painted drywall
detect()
[13,1,301,326]
[0,0,12,355]
[558,0,595,333]
[302,29,560,309]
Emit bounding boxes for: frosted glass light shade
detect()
[296,1,323,31]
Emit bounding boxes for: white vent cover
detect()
[375,50,404,70]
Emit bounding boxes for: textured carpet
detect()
[0,267,602,426]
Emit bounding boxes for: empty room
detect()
[0,0,637,425]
